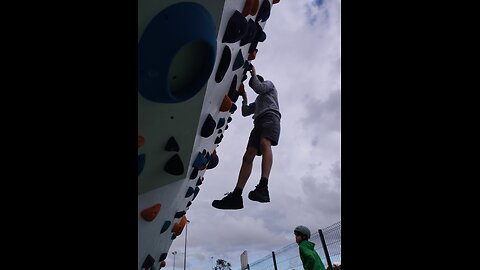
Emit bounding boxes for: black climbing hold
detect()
[217,118,226,129]
[160,221,171,234]
[165,136,180,152]
[192,152,208,169]
[222,10,248,43]
[232,50,244,71]
[229,103,237,114]
[164,154,184,175]
[138,153,146,176]
[256,0,271,23]
[174,211,186,218]
[189,168,199,179]
[215,46,231,83]
[201,114,216,138]
[185,187,195,198]
[160,253,168,261]
[228,76,240,102]
[192,187,200,201]
[207,152,219,169]
[142,254,155,269]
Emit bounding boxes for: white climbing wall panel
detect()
[138,1,275,269]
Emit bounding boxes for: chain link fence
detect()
[244,221,341,270]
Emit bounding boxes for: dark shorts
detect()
[247,112,281,156]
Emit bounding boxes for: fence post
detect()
[271,251,278,270]
[318,229,334,270]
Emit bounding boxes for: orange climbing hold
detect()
[138,135,145,148]
[238,83,245,95]
[248,50,257,60]
[172,215,188,236]
[250,0,260,16]
[242,0,253,16]
[220,95,233,112]
[141,203,161,222]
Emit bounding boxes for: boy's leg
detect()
[212,146,257,210]
[235,147,258,190]
[259,137,273,180]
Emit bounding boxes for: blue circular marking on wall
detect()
[138,153,146,176]
[138,2,217,103]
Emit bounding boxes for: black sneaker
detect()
[248,185,270,203]
[212,192,244,210]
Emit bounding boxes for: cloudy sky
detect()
[168,0,340,269]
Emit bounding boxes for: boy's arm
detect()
[249,65,270,94]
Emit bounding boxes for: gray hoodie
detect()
[242,75,281,120]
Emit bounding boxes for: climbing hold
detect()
[164,154,184,176]
[160,220,171,234]
[214,136,222,144]
[165,136,180,152]
[187,201,192,207]
[185,187,195,198]
[192,187,200,201]
[192,152,208,170]
[227,116,232,123]
[256,0,271,22]
[273,0,280,4]
[217,118,226,129]
[141,203,161,222]
[222,10,248,43]
[138,153,146,176]
[232,50,245,71]
[240,19,257,46]
[142,254,155,269]
[174,211,186,219]
[159,253,168,262]
[196,177,204,186]
[248,49,257,61]
[189,168,199,179]
[215,45,231,83]
[242,0,254,16]
[207,151,219,169]
[172,216,188,236]
[250,0,260,16]
[228,76,240,102]
[138,135,145,148]
[229,103,238,114]
[238,83,245,95]
[201,114,216,137]
[220,95,233,112]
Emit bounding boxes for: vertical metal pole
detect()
[184,220,189,270]
[318,229,333,270]
[271,251,278,270]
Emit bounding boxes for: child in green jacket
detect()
[294,225,326,270]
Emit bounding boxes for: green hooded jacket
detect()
[299,240,326,270]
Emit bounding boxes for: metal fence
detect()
[244,221,341,270]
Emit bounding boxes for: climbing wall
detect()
[138,0,279,269]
